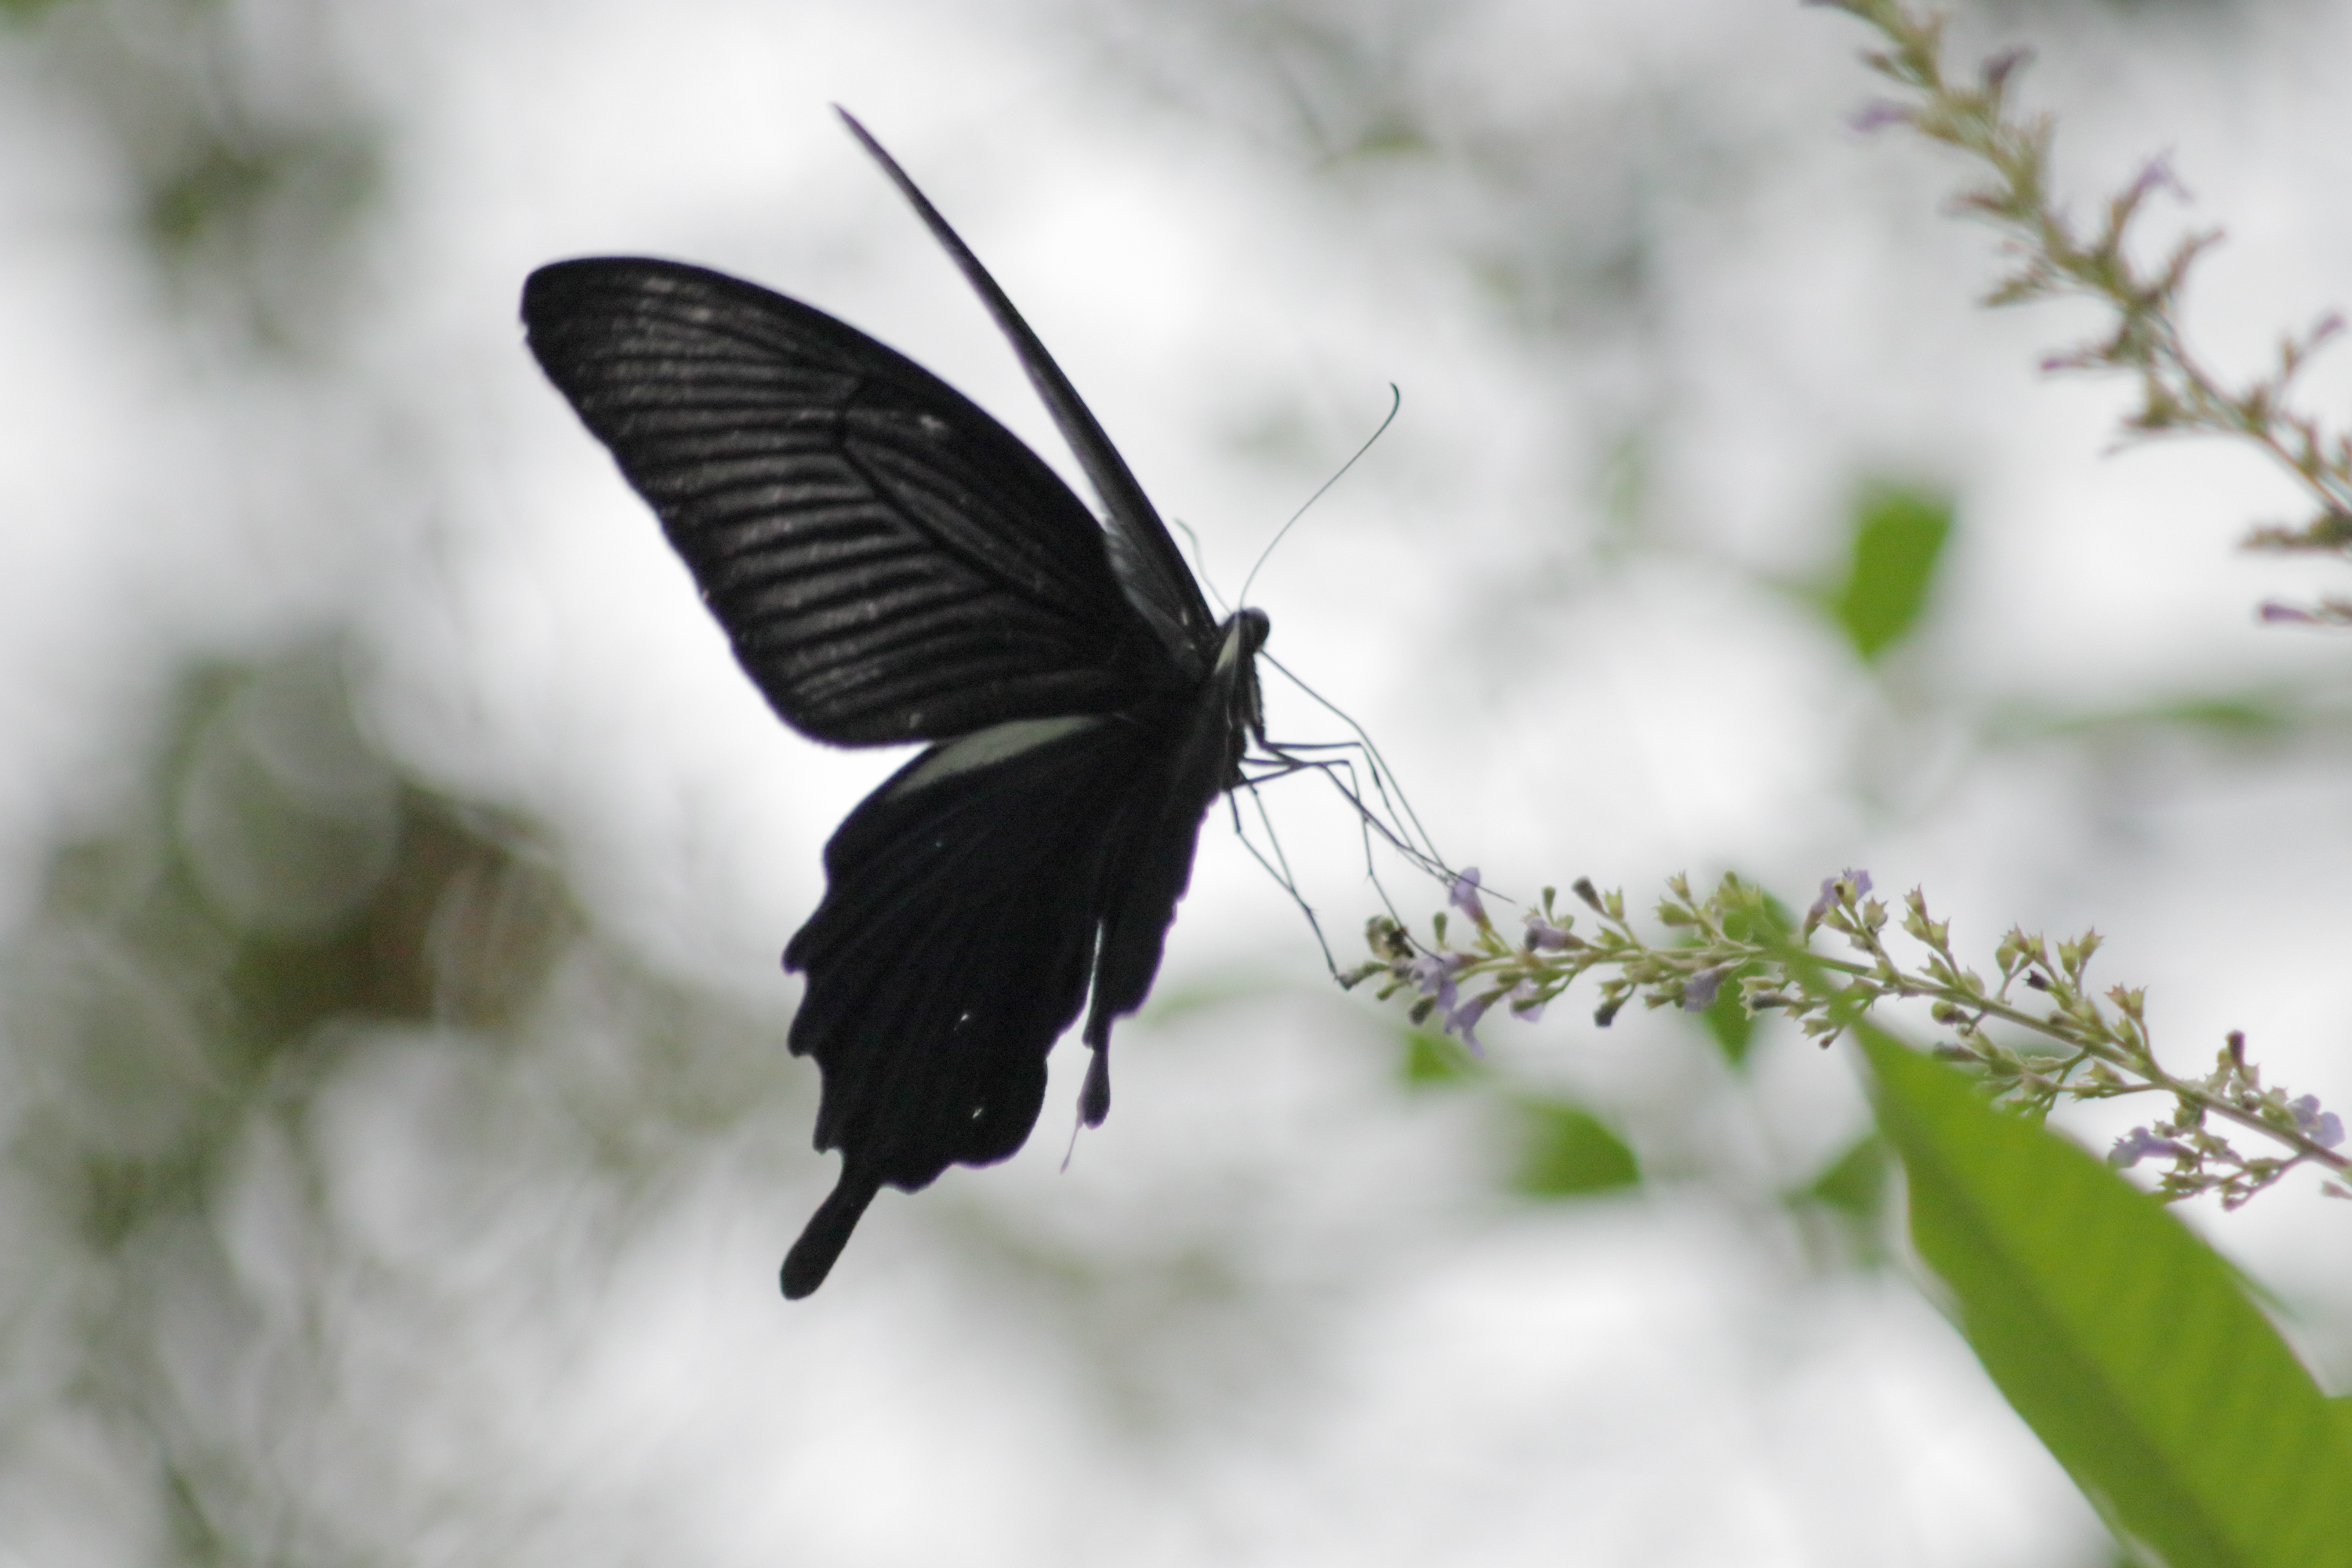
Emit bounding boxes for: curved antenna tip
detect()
[1237,383,1403,608]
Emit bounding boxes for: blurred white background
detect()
[2,0,2349,1563]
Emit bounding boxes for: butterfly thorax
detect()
[1216,607,1270,785]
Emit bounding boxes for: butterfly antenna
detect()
[1236,385,1401,608]
[1171,517,1230,615]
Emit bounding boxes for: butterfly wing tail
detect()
[782,1166,884,1299]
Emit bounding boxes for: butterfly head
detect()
[1220,607,1272,748]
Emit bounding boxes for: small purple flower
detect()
[1981,46,2033,94]
[1407,951,1465,1015]
[1447,990,1498,1055]
[1681,964,1731,1013]
[2109,1126,2189,1169]
[2123,152,2188,207]
[1524,917,1574,953]
[2290,1095,2346,1149]
[2260,601,2320,624]
[1449,867,1488,926]
[1847,98,1913,134]
[1806,867,1873,926]
[1509,978,1547,1023]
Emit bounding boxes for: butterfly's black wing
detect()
[834,111,1220,674]
[523,258,1180,744]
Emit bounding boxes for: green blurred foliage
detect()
[0,642,813,1560]
[7,647,582,1251]
[12,0,386,350]
[1508,1099,1640,1199]
[1695,966,1757,1067]
[143,129,380,272]
[1802,1132,1893,1224]
[1396,1031,1642,1202]
[1787,1132,1897,1270]
[1989,688,2305,750]
[1690,886,1796,1068]
[1828,484,1954,663]
[1398,1025,1479,1087]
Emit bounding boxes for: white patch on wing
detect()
[1215,620,1246,674]
[887,715,1103,797]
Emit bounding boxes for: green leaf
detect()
[1857,1025,2352,1568]
[1695,964,1757,1065]
[1804,1131,1894,1222]
[1140,973,1288,1025]
[1510,1099,1639,1198]
[1829,484,1952,662]
[1705,883,1800,1069]
[1399,1027,1478,1088]
[1787,1131,1897,1270]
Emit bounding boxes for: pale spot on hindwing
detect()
[886,715,1103,798]
[1216,617,1246,674]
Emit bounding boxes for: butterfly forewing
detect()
[523,259,1177,744]
[832,113,1221,673]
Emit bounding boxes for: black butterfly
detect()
[521,111,1269,1298]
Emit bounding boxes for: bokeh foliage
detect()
[0,645,812,1561]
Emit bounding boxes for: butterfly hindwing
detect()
[777,711,1170,1296]
[522,259,1177,744]
[777,613,1267,1298]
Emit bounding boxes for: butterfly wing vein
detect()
[523,259,1177,744]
